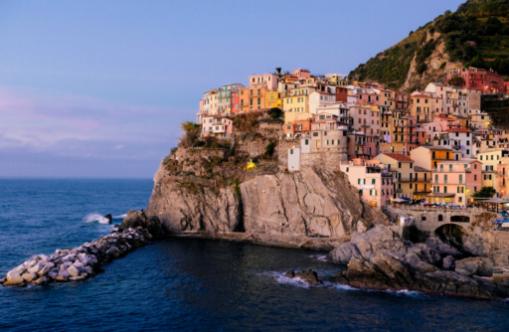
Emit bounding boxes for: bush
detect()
[268,108,284,120]
[180,122,201,147]
[473,187,496,198]
[448,76,465,87]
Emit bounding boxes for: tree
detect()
[473,187,496,198]
[180,122,201,147]
[448,76,465,87]
[268,107,284,120]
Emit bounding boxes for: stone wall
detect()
[300,151,346,171]
[387,206,496,233]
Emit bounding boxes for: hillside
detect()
[349,0,509,90]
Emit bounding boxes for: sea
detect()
[0,179,508,331]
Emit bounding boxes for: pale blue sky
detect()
[0,0,464,178]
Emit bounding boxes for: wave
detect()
[83,213,110,224]
[114,213,127,219]
[309,254,328,262]
[267,272,311,288]
[265,271,425,298]
[386,289,424,298]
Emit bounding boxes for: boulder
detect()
[67,265,80,278]
[455,257,494,277]
[442,255,455,270]
[329,242,355,265]
[285,270,321,286]
[3,270,24,286]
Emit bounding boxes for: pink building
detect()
[430,159,482,206]
[340,158,394,208]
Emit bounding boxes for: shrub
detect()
[473,187,496,198]
[180,122,201,147]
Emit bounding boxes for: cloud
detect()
[0,86,191,176]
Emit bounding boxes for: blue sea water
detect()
[0,179,508,331]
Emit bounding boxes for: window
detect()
[438,214,443,222]
[372,179,376,185]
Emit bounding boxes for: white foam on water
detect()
[309,254,328,262]
[266,272,311,289]
[383,288,424,298]
[83,213,110,224]
[114,213,127,219]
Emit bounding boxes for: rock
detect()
[455,257,494,277]
[2,214,161,287]
[146,161,387,249]
[330,224,509,299]
[329,242,355,265]
[32,276,48,286]
[442,255,455,270]
[67,265,80,278]
[3,270,24,286]
[22,272,37,283]
[285,270,321,286]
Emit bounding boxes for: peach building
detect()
[248,73,278,91]
[430,160,482,206]
[340,159,394,208]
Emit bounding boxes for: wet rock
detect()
[285,269,321,286]
[2,220,161,287]
[330,225,509,299]
[442,255,455,270]
[455,257,494,277]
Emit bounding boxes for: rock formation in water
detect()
[1,211,164,286]
[329,224,509,299]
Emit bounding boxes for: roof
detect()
[414,166,431,172]
[380,153,413,163]
[415,145,454,152]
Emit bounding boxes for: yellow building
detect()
[283,87,311,125]
[477,148,509,188]
[409,91,441,123]
[265,90,282,109]
[413,166,432,199]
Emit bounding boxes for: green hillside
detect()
[349,0,509,90]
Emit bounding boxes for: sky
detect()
[0,0,465,178]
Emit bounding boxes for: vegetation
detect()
[268,108,284,121]
[448,75,466,87]
[436,1,509,76]
[349,39,419,88]
[473,186,497,198]
[349,0,509,89]
[180,122,201,148]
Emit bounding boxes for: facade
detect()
[477,148,509,188]
[447,67,507,94]
[200,116,233,138]
[375,153,415,199]
[340,159,394,208]
[429,160,482,206]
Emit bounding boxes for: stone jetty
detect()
[1,211,163,287]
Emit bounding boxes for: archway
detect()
[434,223,465,253]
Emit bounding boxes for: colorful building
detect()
[340,159,394,208]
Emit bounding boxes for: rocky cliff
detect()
[146,146,387,251]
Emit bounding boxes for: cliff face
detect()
[146,148,387,250]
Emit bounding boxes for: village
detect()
[196,66,509,230]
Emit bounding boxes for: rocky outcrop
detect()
[147,153,387,250]
[1,214,164,287]
[285,270,322,286]
[329,225,509,299]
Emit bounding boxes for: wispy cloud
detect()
[0,86,188,163]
